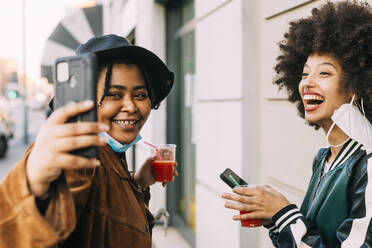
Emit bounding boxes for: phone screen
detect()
[220,168,248,188]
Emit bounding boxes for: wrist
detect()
[26,166,50,197]
[272,204,303,232]
[133,173,149,190]
[27,178,50,197]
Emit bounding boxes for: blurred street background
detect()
[0,0,359,247]
[0,98,45,181]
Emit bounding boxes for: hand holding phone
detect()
[53,53,98,158]
[220,168,248,188]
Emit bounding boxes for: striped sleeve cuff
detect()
[263,222,279,233]
[272,204,303,232]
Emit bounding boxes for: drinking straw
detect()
[229,175,240,187]
[143,141,163,160]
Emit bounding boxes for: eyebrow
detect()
[109,85,147,90]
[304,62,338,71]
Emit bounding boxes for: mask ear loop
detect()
[356,98,366,116]
[325,119,350,148]
[356,97,371,146]
[326,122,336,142]
[325,95,354,148]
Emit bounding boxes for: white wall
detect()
[195,0,243,247]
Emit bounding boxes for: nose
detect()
[301,73,317,90]
[121,96,137,113]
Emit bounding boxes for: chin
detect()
[118,136,138,144]
[109,131,139,144]
[305,115,319,124]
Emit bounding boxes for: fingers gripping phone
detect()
[220,168,248,188]
[53,53,98,158]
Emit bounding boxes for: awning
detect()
[41,4,103,83]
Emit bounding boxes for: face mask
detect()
[326,96,372,148]
[99,132,142,153]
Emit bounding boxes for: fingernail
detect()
[99,124,110,131]
[83,100,94,107]
[93,159,101,166]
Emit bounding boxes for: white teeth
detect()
[114,120,137,126]
[306,104,318,108]
[303,94,324,101]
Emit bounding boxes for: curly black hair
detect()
[274,0,372,126]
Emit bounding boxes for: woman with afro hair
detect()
[222,1,372,247]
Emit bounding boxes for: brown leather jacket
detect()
[0,145,153,248]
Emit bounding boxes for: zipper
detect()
[307,156,327,216]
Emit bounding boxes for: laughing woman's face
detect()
[298,54,352,131]
[96,63,151,144]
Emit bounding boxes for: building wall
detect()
[195,0,243,247]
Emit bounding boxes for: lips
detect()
[303,92,324,111]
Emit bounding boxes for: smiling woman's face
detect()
[298,54,352,130]
[97,63,151,144]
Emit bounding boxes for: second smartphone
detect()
[220,168,248,188]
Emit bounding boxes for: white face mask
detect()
[326,96,372,148]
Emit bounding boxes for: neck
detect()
[323,123,350,163]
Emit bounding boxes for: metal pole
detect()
[22,0,28,145]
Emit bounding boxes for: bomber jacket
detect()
[265,139,372,247]
[0,144,153,248]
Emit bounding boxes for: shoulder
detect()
[353,146,372,168]
[348,147,371,183]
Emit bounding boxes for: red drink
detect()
[153,160,175,182]
[240,211,263,227]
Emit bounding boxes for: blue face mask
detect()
[99,132,142,153]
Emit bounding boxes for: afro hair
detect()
[274,0,372,127]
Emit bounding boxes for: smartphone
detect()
[220,168,248,188]
[53,53,98,158]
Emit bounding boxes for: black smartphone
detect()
[220,168,248,188]
[53,53,98,158]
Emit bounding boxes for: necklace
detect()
[328,137,350,148]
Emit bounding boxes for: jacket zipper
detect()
[307,173,326,216]
[307,156,327,216]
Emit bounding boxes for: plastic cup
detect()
[151,144,177,182]
[238,185,263,227]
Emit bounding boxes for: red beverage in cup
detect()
[240,210,263,227]
[150,144,177,183]
[153,160,176,182]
